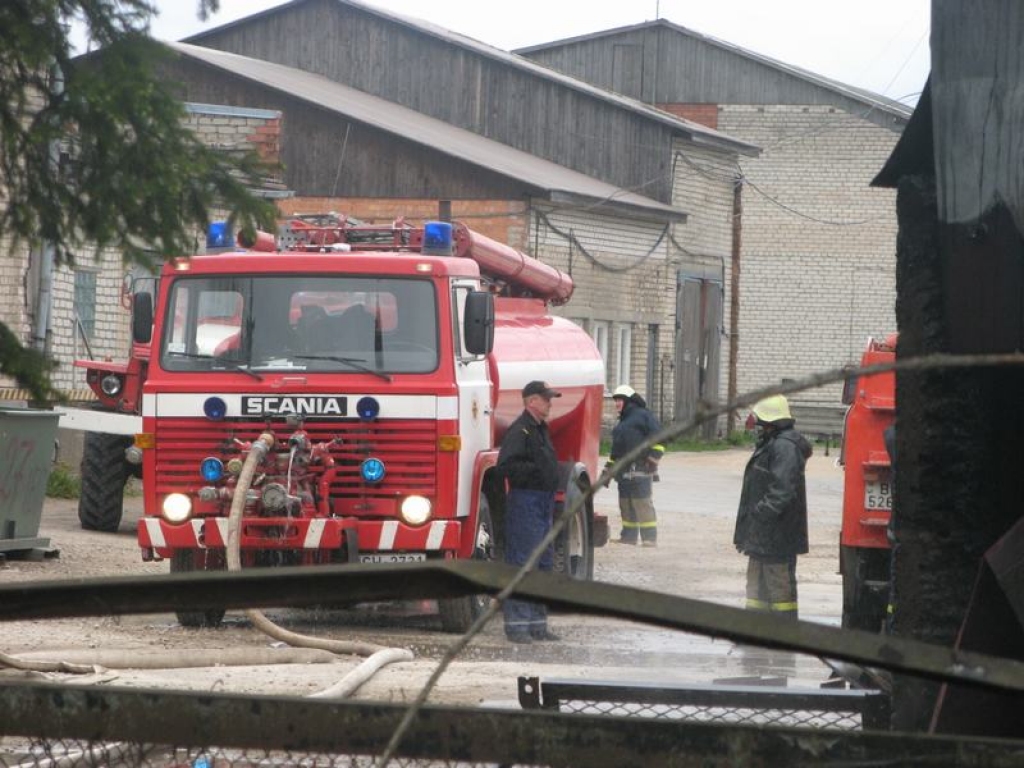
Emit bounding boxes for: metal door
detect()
[675,276,723,439]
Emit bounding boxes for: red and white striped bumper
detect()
[138,516,462,557]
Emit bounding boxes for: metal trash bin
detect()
[0,407,58,554]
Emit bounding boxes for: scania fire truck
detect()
[70,216,608,632]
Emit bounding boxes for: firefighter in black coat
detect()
[734,394,812,620]
[607,385,664,546]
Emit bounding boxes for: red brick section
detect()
[246,118,282,163]
[656,103,719,130]
[277,198,530,249]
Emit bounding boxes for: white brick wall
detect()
[718,104,899,408]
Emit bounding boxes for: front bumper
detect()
[138,515,462,559]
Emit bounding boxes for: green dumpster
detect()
[0,407,58,554]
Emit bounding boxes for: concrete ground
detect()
[1,446,845,705]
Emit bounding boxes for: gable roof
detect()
[167,42,687,221]
[182,0,759,157]
[516,19,913,122]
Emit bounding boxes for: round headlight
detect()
[203,396,227,420]
[200,457,224,482]
[400,495,432,526]
[162,493,192,523]
[100,374,123,396]
[360,457,386,483]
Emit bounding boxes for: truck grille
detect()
[153,418,438,499]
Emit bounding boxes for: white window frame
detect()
[616,324,632,388]
[590,320,610,388]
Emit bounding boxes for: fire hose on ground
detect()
[0,432,413,698]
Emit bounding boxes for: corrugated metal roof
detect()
[516,19,914,122]
[168,42,687,221]
[181,0,759,158]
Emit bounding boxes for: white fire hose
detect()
[1,433,413,699]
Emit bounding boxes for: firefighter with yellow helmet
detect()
[607,384,664,546]
[734,394,813,619]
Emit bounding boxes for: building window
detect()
[590,320,610,387]
[74,269,98,339]
[616,324,632,387]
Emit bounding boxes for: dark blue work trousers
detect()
[503,488,555,638]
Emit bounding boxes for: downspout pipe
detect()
[727,176,743,435]
[32,59,63,353]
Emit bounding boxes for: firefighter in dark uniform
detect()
[497,380,562,643]
[734,394,812,620]
[607,385,664,546]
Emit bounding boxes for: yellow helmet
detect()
[751,394,792,424]
[612,385,636,400]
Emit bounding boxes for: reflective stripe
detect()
[635,521,658,529]
[304,519,326,548]
[213,518,229,543]
[771,602,799,612]
[144,518,166,548]
[887,603,895,614]
[378,521,398,549]
[426,521,447,550]
[745,598,770,610]
[622,521,640,529]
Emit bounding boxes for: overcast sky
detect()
[136,0,930,106]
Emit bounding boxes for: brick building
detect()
[519,19,913,429]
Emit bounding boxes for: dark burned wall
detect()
[185,0,675,203]
[891,176,1024,730]
[161,58,533,201]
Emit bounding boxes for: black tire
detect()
[170,549,227,628]
[840,546,888,632]
[78,432,133,532]
[439,496,495,633]
[554,476,594,581]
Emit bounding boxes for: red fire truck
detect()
[70,216,608,631]
[839,333,896,632]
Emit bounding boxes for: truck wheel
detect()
[841,546,888,633]
[554,482,594,581]
[170,549,227,628]
[439,496,494,633]
[78,432,133,532]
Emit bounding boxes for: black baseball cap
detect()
[522,380,562,399]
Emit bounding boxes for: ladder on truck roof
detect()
[272,215,574,305]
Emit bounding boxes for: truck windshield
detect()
[160,275,439,374]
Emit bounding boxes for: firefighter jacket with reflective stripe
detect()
[609,400,664,498]
[498,410,560,492]
[733,423,812,559]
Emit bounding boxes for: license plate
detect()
[359,553,426,564]
[864,480,893,511]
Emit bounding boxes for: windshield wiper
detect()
[170,351,264,381]
[293,355,392,382]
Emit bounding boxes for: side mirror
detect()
[840,366,857,405]
[132,292,154,345]
[464,291,494,355]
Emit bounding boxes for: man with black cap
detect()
[496,380,562,643]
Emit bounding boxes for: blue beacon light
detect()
[203,396,227,420]
[422,221,453,255]
[201,457,224,482]
[356,396,380,420]
[361,457,386,483]
[206,221,232,249]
